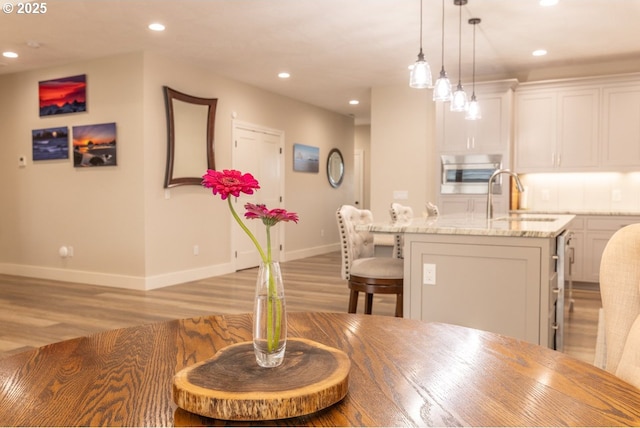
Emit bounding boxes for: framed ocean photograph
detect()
[293,143,320,173]
[39,74,87,116]
[72,122,117,167]
[32,126,69,161]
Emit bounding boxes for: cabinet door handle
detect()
[557,153,561,167]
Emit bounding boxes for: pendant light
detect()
[409,0,432,88]
[450,0,468,112]
[465,18,481,120]
[433,0,452,101]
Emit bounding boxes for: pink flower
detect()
[244,203,299,227]
[202,169,260,200]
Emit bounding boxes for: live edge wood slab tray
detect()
[172,338,351,421]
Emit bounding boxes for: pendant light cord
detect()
[472,20,476,94]
[440,0,445,65]
[419,0,423,52]
[457,2,462,83]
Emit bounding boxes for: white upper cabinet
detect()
[515,73,640,173]
[601,84,640,169]
[437,80,516,155]
[515,87,599,172]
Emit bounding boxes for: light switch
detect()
[18,156,26,167]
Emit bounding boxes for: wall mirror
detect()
[327,148,344,188]
[163,86,217,188]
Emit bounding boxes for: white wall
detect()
[370,84,437,221]
[0,52,354,289]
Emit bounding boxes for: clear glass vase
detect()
[253,261,287,367]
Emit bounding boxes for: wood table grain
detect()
[1,312,640,426]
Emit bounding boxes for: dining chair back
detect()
[599,223,640,388]
[336,205,404,317]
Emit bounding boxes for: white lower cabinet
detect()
[404,233,558,348]
[570,215,640,283]
[439,194,506,217]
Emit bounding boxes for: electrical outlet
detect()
[541,189,550,201]
[423,263,436,285]
[193,245,199,256]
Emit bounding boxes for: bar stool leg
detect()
[364,293,374,314]
[348,289,359,313]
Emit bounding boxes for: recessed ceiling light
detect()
[539,0,559,6]
[349,100,360,105]
[532,49,547,57]
[2,51,18,58]
[148,23,165,32]
[278,72,290,79]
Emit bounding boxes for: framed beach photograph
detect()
[39,74,87,116]
[32,126,69,161]
[293,143,319,173]
[72,122,117,167]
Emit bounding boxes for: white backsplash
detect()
[519,172,640,213]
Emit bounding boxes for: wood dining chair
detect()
[336,205,404,317]
[599,223,640,388]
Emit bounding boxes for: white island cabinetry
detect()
[362,214,574,350]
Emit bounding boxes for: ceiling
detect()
[2,0,639,124]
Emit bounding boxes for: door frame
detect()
[231,120,286,269]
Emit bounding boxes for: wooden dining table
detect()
[1,311,640,426]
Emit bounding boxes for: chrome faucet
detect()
[486,169,524,219]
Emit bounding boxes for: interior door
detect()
[354,149,364,208]
[232,122,284,269]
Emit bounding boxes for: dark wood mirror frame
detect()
[163,86,217,188]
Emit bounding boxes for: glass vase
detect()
[253,261,287,367]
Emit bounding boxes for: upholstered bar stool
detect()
[389,202,413,259]
[336,205,404,317]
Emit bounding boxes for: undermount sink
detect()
[492,216,558,223]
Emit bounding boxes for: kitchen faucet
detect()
[486,169,524,219]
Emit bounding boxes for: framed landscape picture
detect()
[72,122,117,167]
[39,74,87,116]
[293,143,319,173]
[32,126,69,161]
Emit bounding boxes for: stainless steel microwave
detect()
[441,154,503,194]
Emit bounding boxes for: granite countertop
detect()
[363,213,575,238]
[512,210,640,217]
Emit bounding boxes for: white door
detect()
[232,121,284,269]
[354,149,364,208]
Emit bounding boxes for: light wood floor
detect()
[0,251,601,364]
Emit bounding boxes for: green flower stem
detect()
[227,198,267,263]
[228,198,281,352]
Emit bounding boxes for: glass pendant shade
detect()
[450,83,468,112]
[433,68,452,101]
[465,94,481,119]
[410,50,432,88]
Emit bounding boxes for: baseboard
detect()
[0,263,147,290]
[0,261,236,291]
[0,246,339,290]
[282,244,340,262]
[572,281,600,292]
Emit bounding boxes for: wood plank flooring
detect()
[0,251,601,364]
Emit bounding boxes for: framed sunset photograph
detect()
[32,126,69,161]
[72,122,117,167]
[39,74,87,116]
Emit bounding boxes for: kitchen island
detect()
[362,213,575,350]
